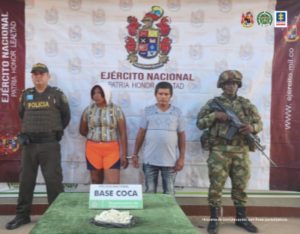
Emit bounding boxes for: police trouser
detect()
[16,141,64,216]
[207,148,250,207]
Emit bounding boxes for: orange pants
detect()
[85,140,120,170]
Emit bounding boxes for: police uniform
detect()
[16,64,70,220]
[196,70,262,233]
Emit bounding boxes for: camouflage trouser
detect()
[207,148,250,207]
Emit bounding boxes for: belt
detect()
[26,132,57,144]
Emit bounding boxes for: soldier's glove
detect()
[17,133,30,145]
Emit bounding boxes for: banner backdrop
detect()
[0,0,25,181]
[270,0,300,191]
[2,0,299,191]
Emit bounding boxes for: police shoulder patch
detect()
[26,88,35,93]
[61,94,68,104]
[54,87,62,92]
[51,87,68,103]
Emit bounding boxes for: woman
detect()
[79,83,128,184]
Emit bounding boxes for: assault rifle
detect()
[210,98,277,167]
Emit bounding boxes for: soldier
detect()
[196,70,262,234]
[6,63,71,230]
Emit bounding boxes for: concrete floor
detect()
[1,215,300,234]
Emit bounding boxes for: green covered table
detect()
[30,193,198,234]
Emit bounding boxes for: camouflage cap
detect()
[31,63,49,73]
[217,70,242,88]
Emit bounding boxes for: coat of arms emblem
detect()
[284,15,300,42]
[125,6,172,69]
[0,134,19,156]
[241,11,254,28]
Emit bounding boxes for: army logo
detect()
[167,0,181,11]
[68,57,81,74]
[45,7,58,25]
[119,0,132,11]
[92,8,105,25]
[45,39,58,57]
[125,6,172,69]
[218,0,232,13]
[191,9,204,27]
[284,15,300,42]
[0,134,19,156]
[241,11,254,28]
[284,24,300,42]
[257,11,272,26]
[68,0,82,11]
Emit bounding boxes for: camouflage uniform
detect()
[196,72,262,208]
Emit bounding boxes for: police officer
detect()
[6,63,71,230]
[196,70,262,234]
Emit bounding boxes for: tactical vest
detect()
[21,87,63,133]
[207,96,254,149]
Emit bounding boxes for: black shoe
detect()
[207,218,219,234]
[207,206,219,234]
[6,216,31,230]
[235,218,258,233]
[235,207,258,233]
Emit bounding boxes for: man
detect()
[6,63,71,230]
[132,81,185,195]
[196,70,262,234]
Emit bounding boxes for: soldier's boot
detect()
[207,206,219,234]
[235,207,258,233]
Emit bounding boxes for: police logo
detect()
[257,11,272,26]
[125,6,172,69]
[241,11,254,28]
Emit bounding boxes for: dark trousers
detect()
[16,142,64,216]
